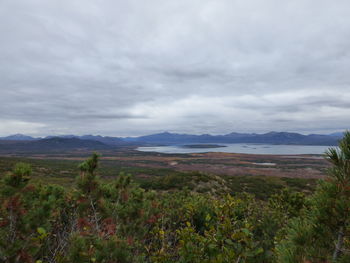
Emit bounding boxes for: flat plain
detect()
[0,148,329,199]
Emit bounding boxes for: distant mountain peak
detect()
[0,134,36,141]
[328,132,345,137]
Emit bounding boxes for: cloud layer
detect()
[1,0,350,136]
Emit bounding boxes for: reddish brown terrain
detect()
[24,150,329,179]
[107,152,328,179]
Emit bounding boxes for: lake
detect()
[137,143,333,155]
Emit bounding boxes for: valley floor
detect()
[0,149,328,199]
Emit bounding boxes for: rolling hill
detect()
[0,134,36,141]
[0,137,113,153]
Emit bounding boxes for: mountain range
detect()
[0,131,344,149]
[123,131,343,146]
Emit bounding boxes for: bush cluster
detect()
[1,133,350,262]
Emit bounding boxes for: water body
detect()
[137,143,333,155]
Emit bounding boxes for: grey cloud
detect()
[0,0,350,136]
[68,113,149,120]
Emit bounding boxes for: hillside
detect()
[0,137,113,153]
[44,135,130,146]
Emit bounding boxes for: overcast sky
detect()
[1,0,350,136]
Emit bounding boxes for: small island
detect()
[181,144,227,149]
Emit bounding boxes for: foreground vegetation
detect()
[0,156,318,200]
[1,134,350,262]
